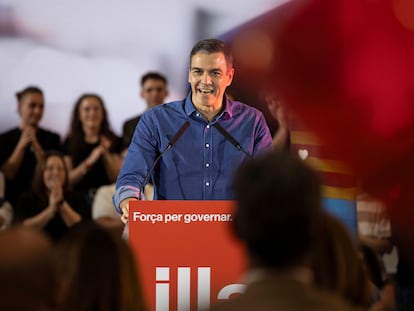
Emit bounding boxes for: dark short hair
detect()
[190,38,233,70]
[15,86,43,102]
[140,72,168,87]
[232,150,322,268]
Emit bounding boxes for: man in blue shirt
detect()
[113,38,272,223]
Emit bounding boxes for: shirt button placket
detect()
[204,124,213,198]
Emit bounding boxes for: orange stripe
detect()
[291,131,323,146]
[304,157,354,175]
[318,172,356,188]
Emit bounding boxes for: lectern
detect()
[128,200,246,311]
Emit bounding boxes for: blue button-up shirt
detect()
[113,93,272,211]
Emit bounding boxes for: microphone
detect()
[138,121,190,200]
[168,121,190,147]
[214,122,252,159]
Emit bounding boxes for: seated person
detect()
[14,151,90,242]
[93,182,153,235]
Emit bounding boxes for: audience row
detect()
[0,72,168,232]
[0,150,396,311]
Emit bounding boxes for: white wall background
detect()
[0,0,287,138]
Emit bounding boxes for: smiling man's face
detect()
[188,51,234,121]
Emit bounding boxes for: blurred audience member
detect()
[14,151,90,242]
[357,192,393,282]
[0,226,56,311]
[265,93,290,150]
[0,200,12,231]
[53,222,147,311]
[0,171,13,230]
[359,244,387,291]
[0,86,61,206]
[389,186,414,311]
[92,149,152,234]
[311,212,374,308]
[92,182,153,235]
[63,94,122,206]
[208,151,362,311]
[122,72,169,149]
[92,183,123,234]
[370,282,396,311]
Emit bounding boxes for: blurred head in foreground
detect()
[0,226,55,311]
[53,222,146,311]
[232,150,322,269]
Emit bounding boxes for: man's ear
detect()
[227,68,235,87]
[188,68,192,84]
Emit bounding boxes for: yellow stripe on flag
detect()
[322,185,357,200]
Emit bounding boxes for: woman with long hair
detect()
[14,150,90,242]
[64,94,122,206]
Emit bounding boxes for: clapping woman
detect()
[63,94,122,206]
[14,151,90,242]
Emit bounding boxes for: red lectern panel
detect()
[128,200,246,311]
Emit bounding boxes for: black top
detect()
[122,114,142,149]
[14,191,91,242]
[63,136,122,196]
[0,127,61,206]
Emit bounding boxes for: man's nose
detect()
[201,72,212,84]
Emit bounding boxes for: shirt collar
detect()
[183,92,234,120]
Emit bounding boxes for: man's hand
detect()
[120,198,138,224]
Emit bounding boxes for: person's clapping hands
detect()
[100,135,112,154]
[265,95,289,130]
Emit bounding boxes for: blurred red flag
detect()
[272,0,414,197]
[225,0,414,257]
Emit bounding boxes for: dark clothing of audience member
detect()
[63,137,122,201]
[0,86,61,206]
[122,115,142,150]
[388,178,414,311]
[122,71,168,149]
[14,191,90,242]
[0,127,61,207]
